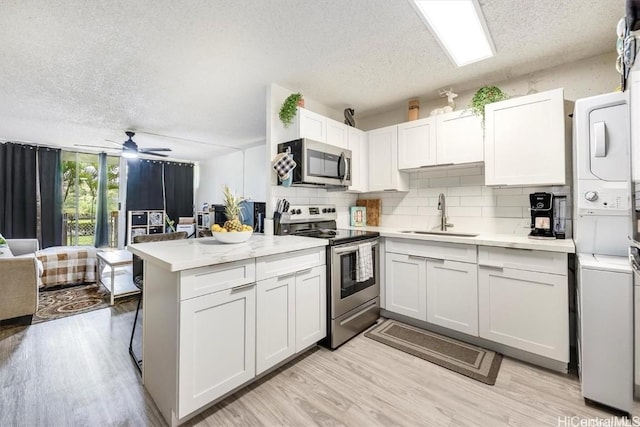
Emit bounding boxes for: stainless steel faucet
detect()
[437,193,454,231]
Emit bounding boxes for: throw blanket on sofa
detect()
[36,246,97,288]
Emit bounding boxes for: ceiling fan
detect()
[75,131,172,158]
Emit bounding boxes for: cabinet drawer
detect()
[386,238,476,263]
[256,248,325,281]
[478,246,567,275]
[180,259,256,300]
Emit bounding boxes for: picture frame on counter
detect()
[350,206,366,227]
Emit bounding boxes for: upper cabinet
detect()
[368,125,409,192]
[484,88,572,186]
[397,117,437,169]
[436,109,484,165]
[326,117,348,149]
[298,108,327,142]
[347,127,369,193]
[396,110,483,170]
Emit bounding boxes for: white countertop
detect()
[350,226,575,253]
[128,235,328,272]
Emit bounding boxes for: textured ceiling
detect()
[0,0,623,160]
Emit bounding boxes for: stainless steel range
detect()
[277,204,380,349]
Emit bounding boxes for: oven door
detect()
[330,239,379,319]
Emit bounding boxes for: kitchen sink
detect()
[399,230,479,237]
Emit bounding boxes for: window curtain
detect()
[0,142,38,238]
[94,153,109,247]
[0,142,62,247]
[125,159,164,211]
[163,162,194,225]
[38,147,63,248]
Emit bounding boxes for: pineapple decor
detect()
[211,186,253,233]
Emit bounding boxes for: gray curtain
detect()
[0,142,38,238]
[94,153,109,247]
[38,147,63,248]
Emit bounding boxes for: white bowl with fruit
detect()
[210,186,253,244]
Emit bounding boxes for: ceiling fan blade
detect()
[74,144,120,150]
[104,139,125,147]
[142,151,169,158]
[138,148,172,152]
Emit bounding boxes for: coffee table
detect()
[97,250,139,305]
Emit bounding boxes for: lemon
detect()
[217,228,227,233]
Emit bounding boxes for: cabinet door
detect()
[385,253,427,321]
[295,265,327,351]
[436,110,483,165]
[484,88,567,186]
[397,117,437,169]
[256,274,295,375]
[326,118,348,149]
[478,266,568,362]
[426,259,478,336]
[178,284,256,418]
[298,108,326,143]
[368,125,408,192]
[347,127,368,193]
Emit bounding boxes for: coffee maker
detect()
[529,192,555,239]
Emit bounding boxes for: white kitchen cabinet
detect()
[326,117,348,149]
[347,127,369,193]
[426,259,478,336]
[298,107,327,142]
[256,273,296,375]
[397,117,437,169]
[178,283,256,418]
[385,252,427,321]
[436,109,483,165]
[478,266,568,362]
[368,125,409,192]
[295,265,327,351]
[484,88,571,186]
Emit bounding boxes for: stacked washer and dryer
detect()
[573,91,634,413]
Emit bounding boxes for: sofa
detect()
[0,239,40,322]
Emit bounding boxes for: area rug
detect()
[33,283,132,324]
[365,319,502,385]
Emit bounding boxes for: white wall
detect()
[196,144,266,209]
[357,52,619,131]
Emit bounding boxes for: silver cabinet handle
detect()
[479,264,504,270]
[408,254,426,260]
[425,257,445,263]
[296,267,313,275]
[231,282,256,292]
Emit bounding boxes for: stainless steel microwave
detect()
[277,138,351,187]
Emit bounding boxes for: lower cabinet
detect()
[478,265,569,362]
[385,253,427,321]
[256,265,326,374]
[178,283,256,418]
[426,259,478,336]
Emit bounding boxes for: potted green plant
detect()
[470,86,509,127]
[279,92,304,127]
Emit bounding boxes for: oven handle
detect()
[333,241,379,255]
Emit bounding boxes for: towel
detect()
[356,242,373,282]
[272,152,297,179]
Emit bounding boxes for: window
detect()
[62,152,120,246]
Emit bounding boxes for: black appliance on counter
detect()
[240,201,266,233]
[277,204,380,349]
[529,192,556,239]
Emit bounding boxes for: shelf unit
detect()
[127,210,166,244]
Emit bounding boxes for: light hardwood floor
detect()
[0,302,636,427]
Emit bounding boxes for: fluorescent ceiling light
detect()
[411,0,495,67]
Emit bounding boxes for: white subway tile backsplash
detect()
[459,175,485,186]
[448,186,482,196]
[448,206,482,217]
[497,195,530,207]
[460,196,496,207]
[429,177,460,188]
[359,167,569,234]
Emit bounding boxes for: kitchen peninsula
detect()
[128,235,328,426]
